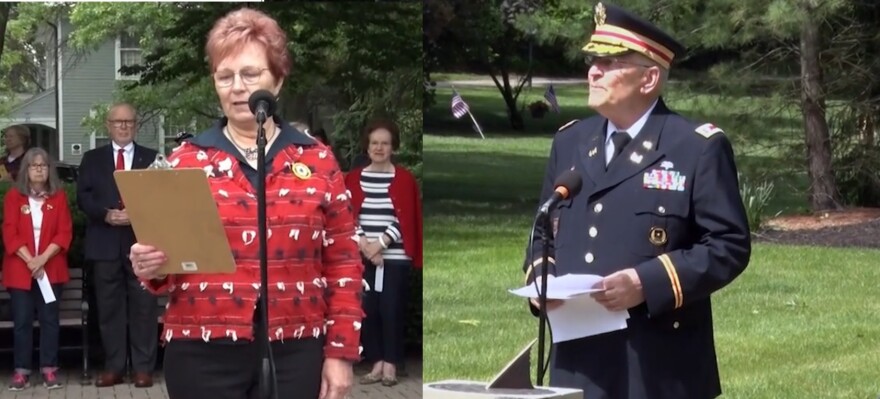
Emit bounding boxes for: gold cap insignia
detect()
[649,226,667,246]
[594,3,607,26]
[21,205,30,215]
[292,162,312,180]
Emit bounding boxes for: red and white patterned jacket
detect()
[140,119,364,361]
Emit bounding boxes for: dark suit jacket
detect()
[523,98,750,399]
[76,143,158,261]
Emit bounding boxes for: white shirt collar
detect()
[112,141,134,153]
[605,98,659,144]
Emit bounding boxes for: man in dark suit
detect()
[76,102,159,388]
[523,3,751,399]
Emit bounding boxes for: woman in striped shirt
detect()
[345,119,422,387]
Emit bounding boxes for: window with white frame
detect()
[89,110,111,149]
[116,33,142,80]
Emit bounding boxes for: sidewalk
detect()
[433,77,587,87]
[0,357,422,399]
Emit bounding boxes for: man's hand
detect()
[591,268,644,312]
[114,209,131,225]
[105,209,131,226]
[105,209,118,225]
[529,275,564,311]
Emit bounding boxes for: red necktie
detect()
[116,148,125,171]
[116,149,126,209]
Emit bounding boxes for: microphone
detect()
[249,88,279,399]
[538,170,583,216]
[531,169,581,386]
[248,90,277,122]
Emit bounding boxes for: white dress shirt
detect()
[605,99,659,166]
[29,197,44,252]
[112,141,134,170]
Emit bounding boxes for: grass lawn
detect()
[426,83,809,216]
[423,84,880,398]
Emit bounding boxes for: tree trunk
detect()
[0,3,14,65]
[858,109,874,147]
[500,88,524,130]
[800,11,840,212]
[489,67,526,131]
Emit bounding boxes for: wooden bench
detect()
[0,267,90,382]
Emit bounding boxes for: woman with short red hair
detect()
[127,8,362,399]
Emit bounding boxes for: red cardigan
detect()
[2,188,73,290]
[142,141,364,361]
[344,165,423,268]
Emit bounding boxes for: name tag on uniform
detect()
[643,169,686,191]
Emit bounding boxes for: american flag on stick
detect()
[451,89,470,119]
[544,84,560,113]
[450,87,484,139]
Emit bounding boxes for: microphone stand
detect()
[536,211,552,386]
[255,112,277,399]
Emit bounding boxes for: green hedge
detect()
[0,182,422,352]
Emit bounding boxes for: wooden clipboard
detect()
[113,168,236,275]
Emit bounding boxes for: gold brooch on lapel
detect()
[291,163,312,180]
[649,227,667,246]
[21,205,30,215]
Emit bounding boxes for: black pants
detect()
[361,259,411,364]
[92,259,158,373]
[164,338,324,399]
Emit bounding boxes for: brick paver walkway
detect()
[0,357,421,399]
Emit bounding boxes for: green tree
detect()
[68,2,422,173]
[0,2,64,115]
[515,0,857,212]
[425,0,541,131]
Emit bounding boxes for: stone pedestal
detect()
[423,380,583,399]
[423,339,583,399]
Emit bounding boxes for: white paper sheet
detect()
[546,294,629,343]
[374,266,384,293]
[37,273,56,304]
[508,273,606,299]
[509,273,629,343]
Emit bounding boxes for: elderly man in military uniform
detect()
[522,3,751,399]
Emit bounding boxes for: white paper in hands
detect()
[508,273,606,299]
[37,273,56,304]
[509,273,629,343]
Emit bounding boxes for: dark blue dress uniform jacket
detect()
[523,98,751,399]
